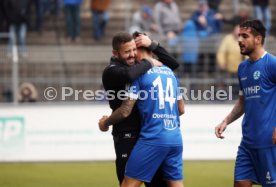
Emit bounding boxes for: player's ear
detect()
[255,35,262,45]
[112,50,119,58]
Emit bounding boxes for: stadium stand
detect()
[1,0,276,102]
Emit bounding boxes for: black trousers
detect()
[113,132,168,187]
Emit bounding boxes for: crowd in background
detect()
[130,0,271,77]
[0,0,274,102]
[0,0,271,73]
[0,0,110,57]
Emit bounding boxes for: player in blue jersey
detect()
[99,40,185,187]
[215,19,276,187]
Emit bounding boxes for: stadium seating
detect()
[1,0,276,102]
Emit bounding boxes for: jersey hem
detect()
[139,140,183,147]
[241,142,276,149]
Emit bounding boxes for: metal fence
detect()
[1,35,276,104]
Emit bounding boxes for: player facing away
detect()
[215,19,276,187]
[99,46,185,187]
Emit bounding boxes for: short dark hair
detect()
[112,32,133,51]
[240,19,266,44]
[132,31,151,53]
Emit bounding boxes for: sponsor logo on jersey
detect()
[163,118,178,130]
[243,86,261,95]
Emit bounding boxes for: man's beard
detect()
[118,53,135,66]
[240,47,254,56]
[240,41,255,56]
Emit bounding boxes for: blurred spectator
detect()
[90,0,110,41]
[251,0,271,35]
[2,87,13,102]
[31,0,49,33]
[190,0,222,74]
[18,82,38,103]
[180,20,199,77]
[51,0,63,16]
[0,0,7,32]
[153,0,182,40]
[207,0,222,12]
[191,0,222,38]
[4,0,31,58]
[29,0,62,32]
[223,3,251,26]
[216,24,245,97]
[216,25,245,76]
[64,0,82,43]
[129,5,159,38]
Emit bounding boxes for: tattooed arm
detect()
[215,96,245,139]
[98,99,136,131]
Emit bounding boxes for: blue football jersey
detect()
[238,52,276,148]
[128,66,183,146]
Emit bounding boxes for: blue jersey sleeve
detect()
[267,58,276,83]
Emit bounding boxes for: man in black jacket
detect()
[3,0,31,57]
[100,32,179,187]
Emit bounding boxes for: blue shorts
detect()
[125,141,183,183]
[235,144,276,187]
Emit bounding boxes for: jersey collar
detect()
[261,51,267,58]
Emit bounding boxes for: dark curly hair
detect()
[112,32,133,51]
[240,19,266,45]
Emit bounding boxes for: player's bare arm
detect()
[178,99,185,116]
[98,99,137,132]
[224,95,245,124]
[215,96,245,139]
[273,127,276,145]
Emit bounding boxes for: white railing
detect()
[0,32,18,104]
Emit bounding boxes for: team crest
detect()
[253,71,261,80]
